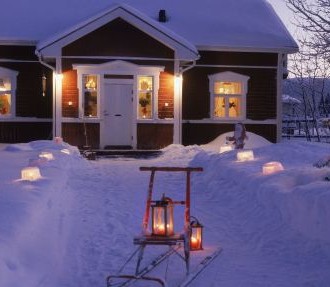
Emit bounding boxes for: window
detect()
[83,75,98,117]
[0,68,18,117]
[137,76,153,119]
[209,72,249,120]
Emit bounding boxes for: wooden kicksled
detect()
[106,166,222,287]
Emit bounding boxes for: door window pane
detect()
[83,75,98,117]
[138,76,153,119]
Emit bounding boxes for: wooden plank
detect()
[139,167,203,172]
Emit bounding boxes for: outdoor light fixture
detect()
[151,194,174,236]
[42,74,46,97]
[219,144,233,153]
[190,216,203,251]
[39,152,54,161]
[21,166,42,181]
[237,150,254,162]
[262,161,284,175]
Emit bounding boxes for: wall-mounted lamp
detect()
[42,74,46,97]
[68,101,73,106]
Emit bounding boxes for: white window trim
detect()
[208,71,249,121]
[0,67,18,118]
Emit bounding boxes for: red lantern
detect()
[190,217,203,251]
[151,195,174,236]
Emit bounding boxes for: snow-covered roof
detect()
[0,0,298,53]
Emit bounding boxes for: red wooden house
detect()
[0,0,298,149]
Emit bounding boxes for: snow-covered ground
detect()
[0,135,330,287]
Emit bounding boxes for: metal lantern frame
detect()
[190,216,204,251]
[151,195,174,237]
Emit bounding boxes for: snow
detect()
[0,0,298,52]
[1,138,330,287]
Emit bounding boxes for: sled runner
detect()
[106,166,222,287]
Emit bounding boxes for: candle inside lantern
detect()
[237,150,254,162]
[262,161,284,175]
[151,195,174,236]
[190,217,203,251]
[21,166,42,181]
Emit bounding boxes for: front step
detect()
[80,148,162,159]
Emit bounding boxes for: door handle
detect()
[114,114,122,117]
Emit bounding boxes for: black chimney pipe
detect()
[158,9,167,22]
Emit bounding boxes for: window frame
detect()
[208,71,249,121]
[0,67,18,118]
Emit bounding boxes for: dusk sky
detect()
[267,0,297,36]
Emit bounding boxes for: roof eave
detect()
[197,45,299,54]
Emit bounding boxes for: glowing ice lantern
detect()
[219,144,233,153]
[61,149,71,155]
[237,150,254,162]
[151,195,174,237]
[262,161,284,175]
[21,167,42,181]
[39,152,54,161]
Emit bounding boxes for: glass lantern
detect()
[190,217,203,251]
[151,195,174,236]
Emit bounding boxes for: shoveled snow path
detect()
[45,144,330,287]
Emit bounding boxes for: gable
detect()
[63,18,174,59]
[37,4,198,61]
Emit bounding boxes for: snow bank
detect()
[202,131,272,152]
[1,139,329,286]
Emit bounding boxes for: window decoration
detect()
[138,76,153,119]
[83,75,98,117]
[0,77,12,116]
[209,72,249,120]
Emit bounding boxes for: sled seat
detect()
[134,233,185,246]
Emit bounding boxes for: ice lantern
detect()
[151,195,174,236]
[219,144,233,153]
[21,167,42,181]
[190,217,203,251]
[39,152,54,161]
[262,161,284,175]
[237,150,254,162]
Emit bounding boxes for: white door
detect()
[102,83,133,148]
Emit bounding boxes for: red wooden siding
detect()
[182,66,277,121]
[0,122,52,143]
[63,18,174,59]
[197,51,278,66]
[158,72,174,119]
[0,45,53,118]
[182,123,277,145]
[62,123,100,148]
[62,70,79,117]
[137,123,173,149]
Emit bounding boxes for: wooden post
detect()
[142,170,155,233]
